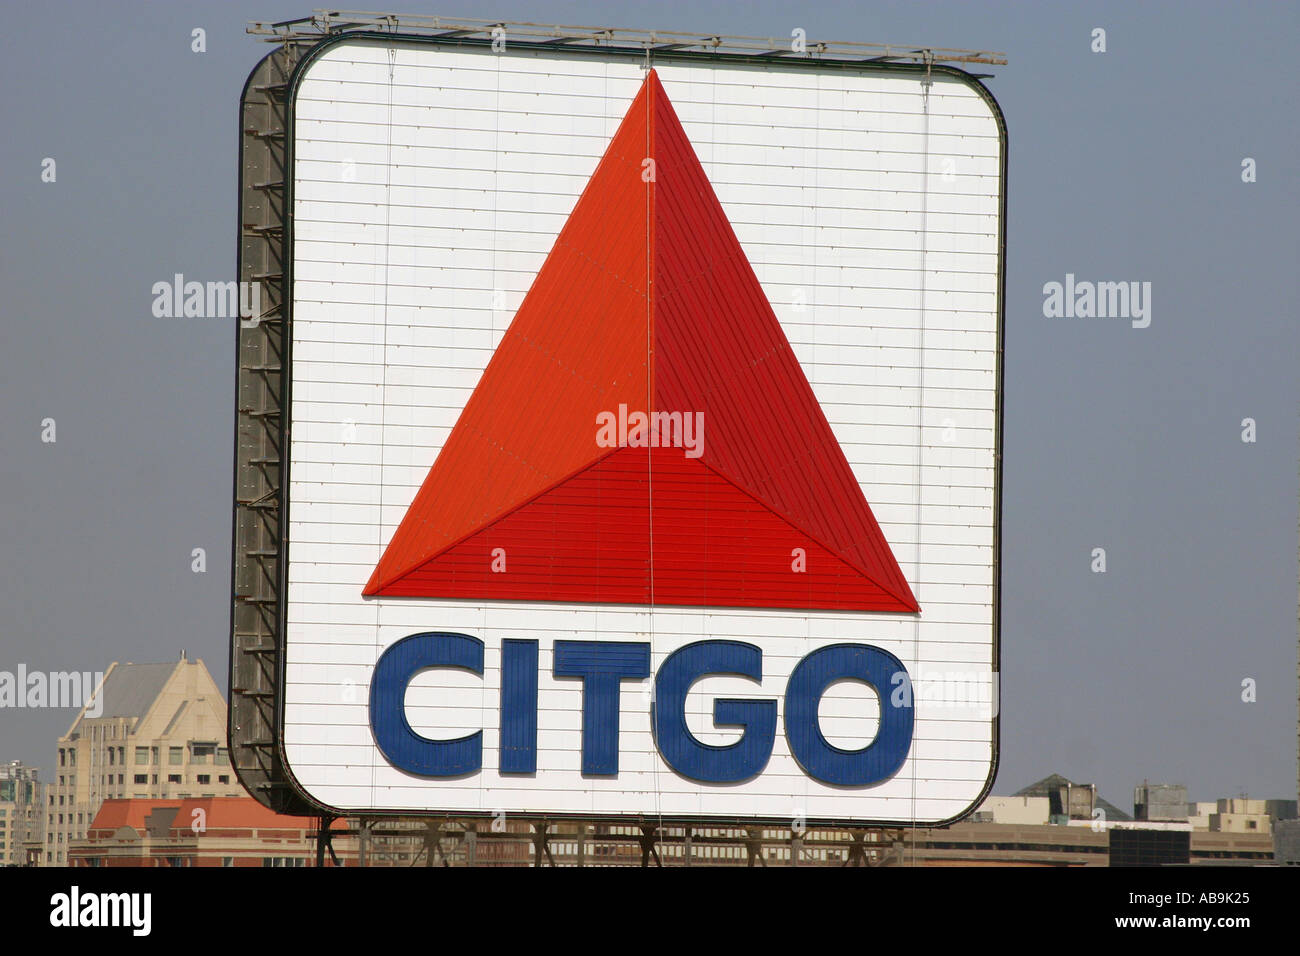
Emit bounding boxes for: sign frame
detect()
[230,28,1007,829]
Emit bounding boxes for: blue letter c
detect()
[370,632,483,777]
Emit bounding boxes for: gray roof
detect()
[93,662,178,720]
[1013,772,1132,821]
[1096,795,1133,822]
[1014,773,1077,797]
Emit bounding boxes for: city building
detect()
[970,795,1050,825]
[1264,799,1297,826]
[68,796,350,867]
[1187,801,1217,829]
[62,793,1277,867]
[1208,798,1271,835]
[1275,820,1300,864]
[0,761,46,866]
[47,654,246,865]
[1134,782,1188,822]
[1013,773,1131,824]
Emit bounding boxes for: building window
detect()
[117,774,124,785]
[134,775,147,785]
[169,747,183,766]
[107,750,114,766]
[191,743,216,765]
[216,747,229,765]
[218,776,229,784]
[222,857,234,867]
[135,747,149,765]
[196,775,210,785]
[59,749,65,767]
[151,747,159,764]
[151,775,158,784]
[168,775,181,784]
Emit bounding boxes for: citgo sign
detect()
[278,34,1004,825]
[372,635,914,786]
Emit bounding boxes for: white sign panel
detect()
[282,36,1004,824]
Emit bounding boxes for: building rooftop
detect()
[1013,772,1132,822]
[0,760,41,781]
[86,798,182,837]
[92,662,178,720]
[63,656,224,742]
[85,796,343,839]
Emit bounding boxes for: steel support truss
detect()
[249,10,1005,68]
[327,819,908,867]
[229,38,317,815]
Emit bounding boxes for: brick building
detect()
[68,796,350,867]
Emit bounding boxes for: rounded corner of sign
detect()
[948,69,1008,145]
[290,31,370,100]
[936,760,1000,828]
[278,739,351,817]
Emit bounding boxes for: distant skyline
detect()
[0,0,1296,809]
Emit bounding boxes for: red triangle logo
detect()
[364,71,919,614]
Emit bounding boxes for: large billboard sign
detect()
[267,32,1004,825]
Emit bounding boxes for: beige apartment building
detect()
[47,655,246,865]
[0,761,46,866]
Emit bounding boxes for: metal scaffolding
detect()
[316,818,908,867]
[229,38,316,817]
[248,10,1006,69]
